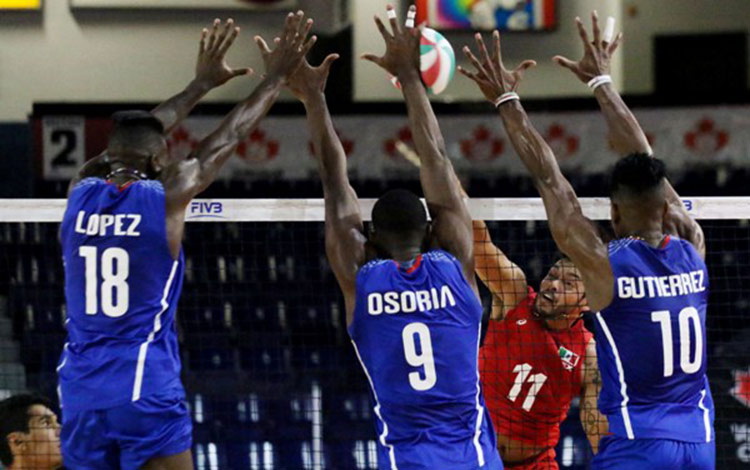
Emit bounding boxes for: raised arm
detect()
[151,19,253,134]
[554,13,704,258]
[460,32,613,311]
[163,11,314,205]
[580,338,608,454]
[287,53,367,323]
[362,5,475,284]
[397,143,528,319]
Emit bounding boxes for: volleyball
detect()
[391,27,456,95]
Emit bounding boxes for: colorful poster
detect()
[415,0,555,31]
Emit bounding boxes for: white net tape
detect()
[0,197,748,222]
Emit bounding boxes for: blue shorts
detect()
[592,435,715,470]
[61,389,193,470]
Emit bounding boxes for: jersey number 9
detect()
[79,246,130,318]
[402,322,437,391]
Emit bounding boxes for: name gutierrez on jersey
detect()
[617,270,706,299]
[74,211,141,237]
[368,286,456,315]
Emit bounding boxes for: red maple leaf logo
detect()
[684,118,729,155]
[167,126,200,162]
[460,125,504,162]
[236,128,279,163]
[731,369,750,408]
[545,124,579,160]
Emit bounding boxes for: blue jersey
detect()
[58,178,184,412]
[595,236,714,443]
[349,250,500,470]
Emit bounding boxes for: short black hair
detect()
[609,153,667,199]
[371,189,428,234]
[111,110,164,134]
[0,394,54,466]
[108,110,165,154]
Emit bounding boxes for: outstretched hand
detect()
[287,54,339,104]
[195,18,254,88]
[361,4,421,80]
[458,31,536,103]
[553,11,622,83]
[254,11,317,83]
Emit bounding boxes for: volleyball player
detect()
[460,13,715,470]
[297,5,502,469]
[398,148,606,469]
[57,12,314,470]
[0,394,62,470]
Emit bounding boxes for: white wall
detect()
[0,0,748,121]
[621,0,750,93]
[0,0,289,121]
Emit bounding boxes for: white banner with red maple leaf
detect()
[43,105,750,180]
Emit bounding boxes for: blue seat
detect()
[238,342,288,381]
[183,334,236,371]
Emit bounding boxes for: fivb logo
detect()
[188,201,225,220]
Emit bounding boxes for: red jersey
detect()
[479,287,593,447]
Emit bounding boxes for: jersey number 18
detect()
[79,246,130,318]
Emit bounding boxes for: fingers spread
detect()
[254,35,272,55]
[575,17,592,51]
[474,34,494,74]
[361,53,383,67]
[206,18,221,52]
[297,18,313,50]
[374,15,392,41]
[321,53,340,72]
[463,45,489,78]
[492,30,502,67]
[199,28,208,55]
[591,10,601,46]
[552,55,576,70]
[301,35,317,55]
[218,25,240,57]
[386,4,401,36]
[608,32,623,55]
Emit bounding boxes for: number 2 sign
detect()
[42,116,85,180]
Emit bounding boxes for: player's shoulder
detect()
[607,237,641,256]
[357,258,392,277]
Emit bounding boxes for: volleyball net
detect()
[0,197,748,470]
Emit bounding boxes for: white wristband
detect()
[494,91,520,108]
[587,74,612,90]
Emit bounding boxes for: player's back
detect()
[596,236,714,443]
[58,177,184,412]
[350,250,500,470]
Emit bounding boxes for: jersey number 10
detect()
[79,246,130,318]
[651,307,703,377]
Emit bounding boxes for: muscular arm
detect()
[166,76,283,204]
[580,338,608,454]
[398,142,527,317]
[498,101,613,310]
[152,19,253,135]
[594,85,705,258]
[363,6,475,284]
[400,65,475,282]
[150,79,214,135]
[473,220,527,320]
[306,94,366,323]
